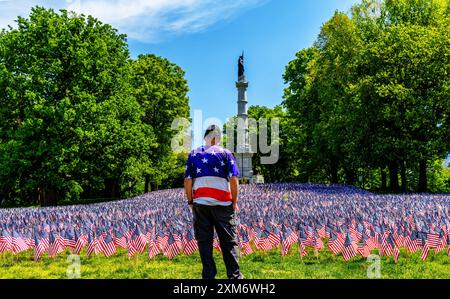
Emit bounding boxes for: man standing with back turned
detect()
[184,124,244,279]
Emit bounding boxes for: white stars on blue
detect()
[184,146,240,179]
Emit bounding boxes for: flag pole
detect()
[404,247,408,264]
[280,242,284,264]
[299,243,304,264]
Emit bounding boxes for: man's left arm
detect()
[184,153,195,207]
[184,178,193,206]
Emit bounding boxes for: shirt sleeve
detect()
[226,151,240,178]
[184,152,195,179]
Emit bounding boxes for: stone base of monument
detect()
[239,174,264,184]
[255,175,265,184]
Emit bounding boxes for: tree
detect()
[283,12,363,185]
[283,0,450,193]
[0,7,155,206]
[246,105,293,182]
[352,0,450,192]
[130,54,190,192]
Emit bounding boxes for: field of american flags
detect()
[0,183,449,278]
[0,241,449,278]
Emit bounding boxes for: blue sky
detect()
[127,0,360,130]
[1,0,448,160]
[0,0,359,145]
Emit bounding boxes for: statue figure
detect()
[238,52,245,81]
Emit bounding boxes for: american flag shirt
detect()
[184,145,239,206]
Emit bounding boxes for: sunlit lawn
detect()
[0,244,448,279]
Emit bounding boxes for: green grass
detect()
[0,244,449,279]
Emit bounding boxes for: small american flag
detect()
[74,229,88,255]
[239,228,253,256]
[421,233,429,261]
[328,231,344,255]
[86,232,98,257]
[33,231,49,261]
[357,233,371,258]
[342,234,357,261]
[0,228,12,253]
[281,226,297,256]
[148,235,160,259]
[11,230,28,254]
[129,226,147,257]
[182,229,197,256]
[164,233,181,260]
[64,229,76,252]
[156,228,168,252]
[113,226,128,249]
[268,225,281,248]
[387,233,400,263]
[102,233,117,257]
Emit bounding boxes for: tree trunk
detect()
[381,168,387,191]
[38,187,58,207]
[330,160,339,184]
[388,161,399,193]
[400,160,406,193]
[151,182,159,192]
[104,178,120,199]
[144,175,150,193]
[344,168,356,185]
[418,159,427,193]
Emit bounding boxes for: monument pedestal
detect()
[236,152,253,182]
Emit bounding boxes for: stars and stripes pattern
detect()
[33,231,49,261]
[342,234,358,261]
[281,226,297,256]
[164,233,182,260]
[182,229,198,256]
[184,145,239,206]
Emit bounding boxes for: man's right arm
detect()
[225,150,240,211]
[229,176,239,211]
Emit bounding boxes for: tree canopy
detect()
[282,0,450,192]
[0,7,189,206]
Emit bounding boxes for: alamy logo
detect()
[171,110,280,165]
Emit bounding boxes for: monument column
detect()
[235,53,254,182]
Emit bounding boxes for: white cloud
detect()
[0,0,267,43]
